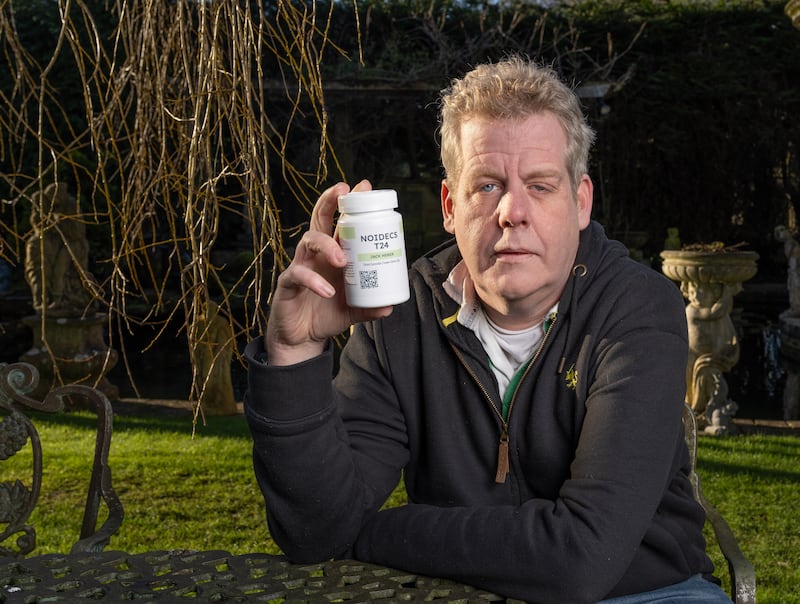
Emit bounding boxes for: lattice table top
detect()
[0,549,518,602]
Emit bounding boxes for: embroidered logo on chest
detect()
[565,364,578,390]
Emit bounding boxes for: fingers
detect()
[278,262,336,300]
[310,182,348,233]
[351,179,372,193]
[294,229,346,267]
[278,179,386,305]
[350,305,394,324]
[275,229,345,300]
[309,180,372,233]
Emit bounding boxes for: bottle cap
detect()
[338,189,398,214]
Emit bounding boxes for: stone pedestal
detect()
[661,250,758,434]
[19,314,118,403]
[191,303,237,416]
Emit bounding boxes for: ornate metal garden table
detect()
[0,549,517,602]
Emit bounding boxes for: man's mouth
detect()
[494,247,534,261]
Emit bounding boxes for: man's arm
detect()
[246,179,408,559]
[244,334,409,562]
[265,180,392,366]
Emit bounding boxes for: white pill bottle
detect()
[337,189,410,308]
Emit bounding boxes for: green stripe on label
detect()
[357,249,403,261]
[339,226,356,240]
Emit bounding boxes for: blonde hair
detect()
[439,55,595,193]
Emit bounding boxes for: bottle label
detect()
[338,220,409,307]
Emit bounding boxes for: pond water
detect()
[723,283,790,420]
[106,327,248,403]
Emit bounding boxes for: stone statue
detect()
[697,367,739,435]
[192,302,237,415]
[24,183,97,316]
[774,225,800,318]
[683,280,740,429]
[20,182,117,402]
[663,227,681,251]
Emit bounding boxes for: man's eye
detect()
[479,183,497,193]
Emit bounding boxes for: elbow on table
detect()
[268,517,354,563]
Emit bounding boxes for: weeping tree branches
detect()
[0,0,347,415]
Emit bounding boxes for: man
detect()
[245,56,731,603]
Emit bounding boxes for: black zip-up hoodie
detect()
[245,221,715,603]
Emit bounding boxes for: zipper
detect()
[448,314,558,484]
[449,343,509,481]
[505,314,557,426]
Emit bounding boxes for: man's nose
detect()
[498,187,529,228]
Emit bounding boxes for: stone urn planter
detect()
[661,249,759,287]
[660,249,758,434]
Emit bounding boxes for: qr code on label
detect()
[359,270,379,289]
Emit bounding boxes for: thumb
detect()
[310,182,351,233]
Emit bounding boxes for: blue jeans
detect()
[599,575,732,603]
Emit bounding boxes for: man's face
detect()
[441,113,593,329]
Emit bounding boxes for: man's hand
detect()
[265,180,394,366]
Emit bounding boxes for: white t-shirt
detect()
[444,261,557,400]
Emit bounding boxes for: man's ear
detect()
[441,180,456,234]
[577,175,594,229]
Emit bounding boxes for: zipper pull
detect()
[495,430,509,483]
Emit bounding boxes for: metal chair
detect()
[0,362,123,556]
[683,404,756,604]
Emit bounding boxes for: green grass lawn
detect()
[3,410,798,602]
[696,432,800,603]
